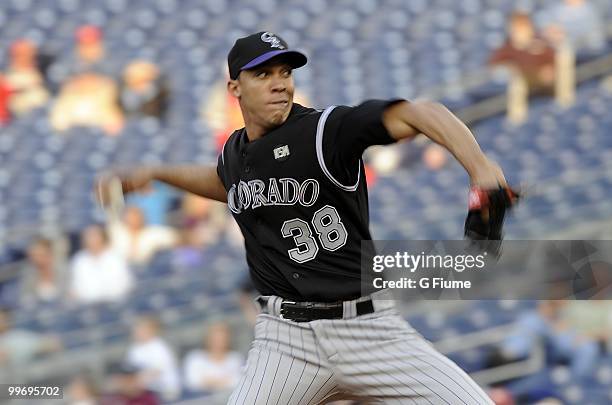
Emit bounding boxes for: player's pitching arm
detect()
[96,165,227,204]
[382,101,507,188]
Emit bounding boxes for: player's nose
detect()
[270,76,287,93]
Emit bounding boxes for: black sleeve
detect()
[322,99,405,186]
[216,152,227,189]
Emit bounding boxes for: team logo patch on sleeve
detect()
[273,145,290,161]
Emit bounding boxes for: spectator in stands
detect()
[20,237,66,306]
[49,25,114,86]
[538,0,605,53]
[422,143,448,171]
[183,322,244,393]
[120,60,169,121]
[0,308,61,366]
[171,220,207,270]
[125,182,176,226]
[49,26,123,135]
[101,362,159,405]
[66,373,100,405]
[76,26,104,64]
[489,12,556,94]
[237,278,259,326]
[603,74,612,92]
[69,225,133,303]
[109,206,178,267]
[495,301,601,378]
[562,300,612,349]
[179,193,230,246]
[126,316,181,401]
[4,39,49,116]
[49,72,124,135]
[0,74,12,126]
[367,146,401,176]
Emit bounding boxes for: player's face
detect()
[233,61,295,131]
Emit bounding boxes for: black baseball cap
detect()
[228,31,307,80]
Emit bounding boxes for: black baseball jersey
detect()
[217,100,402,301]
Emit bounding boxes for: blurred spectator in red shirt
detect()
[75,26,104,68]
[50,26,123,135]
[109,206,178,267]
[538,0,605,53]
[120,60,169,121]
[0,74,12,126]
[101,362,160,405]
[19,237,67,307]
[489,12,556,93]
[4,39,49,116]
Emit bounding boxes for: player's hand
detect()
[95,167,154,207]
[469,159,507,189]
[464,184,520,257]
[464,159,520,256]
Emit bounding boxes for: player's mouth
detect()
[269,100,289,108]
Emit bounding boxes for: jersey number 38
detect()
[281,205,348,263]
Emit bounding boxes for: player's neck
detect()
[244,118,284,142]
[243,122,266,142]
[240,106,266,142]
[242,105,290,142]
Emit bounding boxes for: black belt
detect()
[259,297,375,322]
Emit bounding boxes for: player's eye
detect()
[255,71,267,78]
[282,69,292,77]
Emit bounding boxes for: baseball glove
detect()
[464,186,520,255]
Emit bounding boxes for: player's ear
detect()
[227,79,240,98]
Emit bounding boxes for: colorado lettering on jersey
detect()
[227,178,320,214]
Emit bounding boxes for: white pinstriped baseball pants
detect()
[227,291,493,404]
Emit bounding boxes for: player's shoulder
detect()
[293,103,353,126]
[317,104,353,128]
[221,128,244,154]
[217,128,243,168]
[291,103,319,116]
[226,128,244,146]
[327,99,406,124]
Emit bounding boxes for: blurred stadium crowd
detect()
[0,0,611,404]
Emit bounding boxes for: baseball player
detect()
[98,32,518,404]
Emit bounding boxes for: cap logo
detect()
[261,32,285,49]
